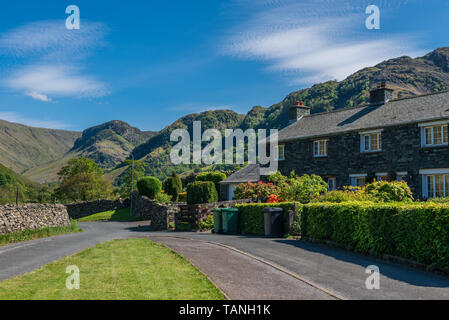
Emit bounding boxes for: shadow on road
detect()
[275,239,449,288]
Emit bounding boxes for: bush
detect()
[164,172,182,201]
[235,202,301,236]
[137,177,162,199]
[195,172,227,193]
[154,192,172,204]
[186,181,218,204]
[314,190,361,203]
[302,201,449,270]
[429,197,449,203]
[363,180,413,202]
[198,215,214,231]
[234,181,279,202]
[269,172,328,203]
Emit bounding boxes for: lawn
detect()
[0,220,81,247]
[77,207,143,222]
[0,238,225,300]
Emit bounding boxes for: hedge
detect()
[164,172,182,201]
[302,201,449,270]
[235,202,301,236]
[195,172,226,193]
[186,181,218,204]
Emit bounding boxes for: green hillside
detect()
[0,120,81,176]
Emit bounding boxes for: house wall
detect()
[278,123,449,199]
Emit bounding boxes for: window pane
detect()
[443,125,448,144]
[279,146,284,159]
[378,134,382,150]
[320,141,325,155]
[425,128,432,145]
[314,142,318,155]
[436,175,444,197]
[428,176,434,198]
[434,126,442,144]
[364,135,370,151]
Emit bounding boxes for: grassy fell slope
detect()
[0,120,81,174]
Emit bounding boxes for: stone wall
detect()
[65,199,129,219]
[175,199,251,231]
[0,204,71,234]
[133,194,180,231]
[278,123,449,199]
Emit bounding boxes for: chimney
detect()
[369,82,395,105]
[289,101,310,124]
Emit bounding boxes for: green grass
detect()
[77,208,142,222]
[0,239,225,300]
[0,220,82,247]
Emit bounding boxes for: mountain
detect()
[2,47,449,184]
[23,120,155,183]
[71,120,155,168]
[0,120,81,175]
[244,47,449,130]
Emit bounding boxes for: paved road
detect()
[1,222,449,299]
[149,236,335,300]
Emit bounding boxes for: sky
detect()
[0,0,447,132]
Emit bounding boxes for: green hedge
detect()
[302,201,449,270]
[235,202,301,236]
[195,172,226,193]
[186,181,218,204]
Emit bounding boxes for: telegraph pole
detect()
[130,153,135,217]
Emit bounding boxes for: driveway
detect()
[1,222,449,300]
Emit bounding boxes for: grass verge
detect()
[0,238,225,300]
[77,207,143,222]
[0,220,81,247]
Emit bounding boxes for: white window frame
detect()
[275,145,285,161]
[419,121,449,147]
[376,172,388,181]
[396,171,408,182]
[350,174,367,187]
[326,177,336,191]
[313,139,328,157]
[360,130,382,153]
[420,169,449,198]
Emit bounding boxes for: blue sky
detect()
[0,0,447,131]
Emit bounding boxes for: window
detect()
[396,172,408,182]
[360,131,382,153]
[420,169,449,198]
[325,177,336,191]
[350,174,367,187]
[422,124,448,147]
[313,140,327,157]
[275,145,285,160]
[376,173,388,181]
[426,174,449,198]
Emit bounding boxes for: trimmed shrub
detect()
[154,192,172,204]
[186,181,218,204]
[302,201,449,270]
[136,176,162,199]
[314,190,360,203]
[235,202,301,236]
[429,197,449,203]
[164,172,182,201]
[195,172,227,193]
[363,180,413,202]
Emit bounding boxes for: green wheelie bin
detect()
[212,208,223,234]
[221,208,239,234]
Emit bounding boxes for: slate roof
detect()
[278,91,449,143]
[220,164,260,184]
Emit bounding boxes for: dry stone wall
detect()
[0,204,71,234]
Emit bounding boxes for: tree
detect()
[120,160,147,197]
[56,157,112,202]
[137,176,162,199]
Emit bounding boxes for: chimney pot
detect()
[370,82,394,105]
[289,101,310,124]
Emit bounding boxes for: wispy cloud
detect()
[0,20,108,101]
[0,112,71,129]
[222,0,424,84]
